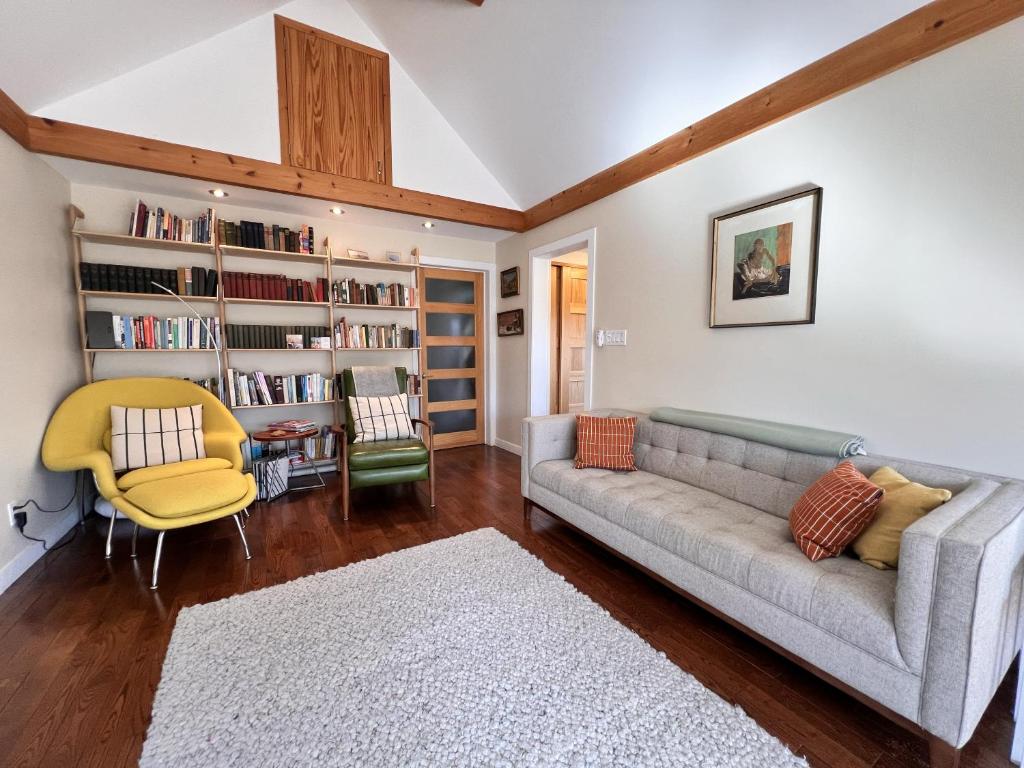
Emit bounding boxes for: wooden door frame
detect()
[527,229,597,418]
[417,256,497,449]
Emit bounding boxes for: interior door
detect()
[418,267,485,449]
[559,266,587,413]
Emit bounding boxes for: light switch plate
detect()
[597,329,627,346]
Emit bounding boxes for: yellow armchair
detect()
[42,378,257,589]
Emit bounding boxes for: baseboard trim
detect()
[493,438,522,456]
[0,508,79,595]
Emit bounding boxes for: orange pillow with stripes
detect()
[789,461,884,561]
[574,415,638,471]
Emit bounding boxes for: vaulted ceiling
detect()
[347,0,928,208]
[1,0,931,211]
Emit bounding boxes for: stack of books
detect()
[219,220,314,254]
[222,271,327,302]
[333,279,416,307]
[226,325,331,350]
[406,373,422,395]
[128,200,215,244]
[91,313,220,350]
[227,369,334,407]
[334,318,420,349]
[266,419,316,432]
[79,263,218,297]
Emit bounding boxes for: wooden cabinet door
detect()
[276,16,391,184]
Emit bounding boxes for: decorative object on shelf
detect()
[497,308,524,336]
[386,250,401,263]
[323,236,333,258]
[348,249,369,260]
[286,334,304,349]
[710,187,822,328]
[500,266,520,298]
[311,337,332,350]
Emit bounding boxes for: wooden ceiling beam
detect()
[24,116,526,231]
[523,0,1024,230]
[0,87,29,148]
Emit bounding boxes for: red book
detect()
[246,273,256,299]
[277,275,285,300]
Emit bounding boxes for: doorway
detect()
[528,228,597,417]
[549,254,588,413]
[418,266,485,448]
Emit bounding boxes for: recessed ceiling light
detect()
[422,221,435,229]
[329,206,345,216]
[209,188,228,198]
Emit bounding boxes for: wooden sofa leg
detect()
[928,736,961,768]
[342,466,350,522]
[523,497,531,522]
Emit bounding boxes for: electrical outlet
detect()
[7,502,19,527]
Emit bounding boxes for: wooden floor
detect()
[0,445,1016,768]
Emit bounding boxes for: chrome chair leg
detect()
[130,524,140,558]
[150,530,165,590]
[105,509,117,559]
[233,513,252,560]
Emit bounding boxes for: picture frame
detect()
[709,187,822,328]
[500,266,520,298]
[385,250,401,263]
[347,248,369,260]
[497,308,524,336]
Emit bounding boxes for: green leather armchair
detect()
[332,367,435,520]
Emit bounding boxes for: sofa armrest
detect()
[899,480,1024,747]
[521,414,577,498]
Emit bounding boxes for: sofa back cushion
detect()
[632,417,976,519]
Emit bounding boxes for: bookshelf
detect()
[69,205,424,436]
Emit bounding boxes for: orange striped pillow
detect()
[789,461,883,561]
[574,415,637,471]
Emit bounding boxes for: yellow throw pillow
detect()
[852,466,952,570]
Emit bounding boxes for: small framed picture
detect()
[347,248,369,260]
[500,266,520,298]
[497,308,524,336]
[709,187,822,328]
[285,334,304,349]
[310,337,332,350]
[386,250,401,263]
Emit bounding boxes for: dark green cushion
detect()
[350,463,429,489]
[348,438,427,471]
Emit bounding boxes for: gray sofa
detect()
[521,411,1024,767]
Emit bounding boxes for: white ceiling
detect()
[0,0,287,111]
[2,0,931,212]
[43,156,514,242]
[348,0,928,208]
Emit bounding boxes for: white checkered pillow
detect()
[349,394,413,443]
[110,405,206,472]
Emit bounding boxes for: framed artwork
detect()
[497,308,524,336]
[500,266,520,298]
[709,187,822,328]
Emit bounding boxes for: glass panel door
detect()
[418,267,484,449]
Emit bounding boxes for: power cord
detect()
[14,472,86,552]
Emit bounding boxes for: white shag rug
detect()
[141,528,807,767]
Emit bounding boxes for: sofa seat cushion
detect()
[531,459,905,669]
[116,457,233,490]
[348,439,427,471]
[123,469,249,518]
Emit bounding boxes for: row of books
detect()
[334,319,420,350]
[222,271,328,303]
[226,325,331,350]
[333,279,416,307]
[101,314,220,350]
[227,369,335,408]
[127,200,216,244]
[219,220,315,255]
[80,263,218,297]
[406,373,422,395]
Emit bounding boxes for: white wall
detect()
[0,132,82,591]
[38,0,517,210]
[496,19,1024,479]
[71,184,496,435]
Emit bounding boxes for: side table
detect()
[251,428,327,501]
